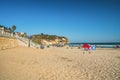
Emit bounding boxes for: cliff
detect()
[31,34,69,45]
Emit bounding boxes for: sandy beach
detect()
[0,46,120,80]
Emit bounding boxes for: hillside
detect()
[31,33,69,45]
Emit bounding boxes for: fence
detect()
[0,31,40,49]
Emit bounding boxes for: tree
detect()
[8,27,11,30]
[21,33,25,37]
[24,32,27,37]
[20,32,26,37]
[12,25,16,32]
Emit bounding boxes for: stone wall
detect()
[0,37,18,50]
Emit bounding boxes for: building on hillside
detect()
[0,26,13,37]
[15,32,21,38]
[0,26,4,34]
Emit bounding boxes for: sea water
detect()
[69,42,120,48]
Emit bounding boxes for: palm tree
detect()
[12,25,16,32]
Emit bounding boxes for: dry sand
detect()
[0,47,120,80]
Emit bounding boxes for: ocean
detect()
[69,42,120,48]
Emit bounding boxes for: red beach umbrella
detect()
[82,44,91,50]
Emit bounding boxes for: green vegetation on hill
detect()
[32,33,69,44]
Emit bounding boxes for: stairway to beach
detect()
[0,36,39,50]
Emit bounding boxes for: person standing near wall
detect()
[28,39,30,47]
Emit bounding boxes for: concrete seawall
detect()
[0,37,18,50]
[0,36,38,50]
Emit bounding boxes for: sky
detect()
[0,0,120,42]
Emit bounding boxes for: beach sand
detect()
[0,47,120,80]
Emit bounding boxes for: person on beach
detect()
[28,39,30,47]
[40,44,44,49]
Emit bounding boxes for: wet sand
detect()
[0,47,120,80]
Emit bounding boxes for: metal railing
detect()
[0,31,40,48]
[0,32,16,38]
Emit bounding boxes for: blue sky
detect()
[0,0,120,42]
